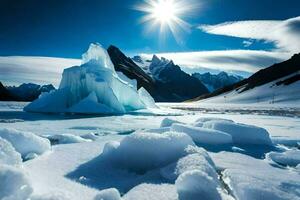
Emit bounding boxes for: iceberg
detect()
[24,43,156,114]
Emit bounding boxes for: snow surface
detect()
[0,128,50,158]
[0,137,22,166]
[24,43,156,114]
[0,101,299,200]
[267,150,300,167]
[199,72,300,108]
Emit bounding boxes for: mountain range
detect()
[0,83,55,101]
[191,53,300,103]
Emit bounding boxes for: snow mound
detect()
[203,120,273,146]
[0,128,51,158]
[31,192,72,200]
[24,43,156,114]
[105,131,194,172]
[123,183,178,200]
[94,188,121,200]
[47,134,92,145]
[0,137,22,166]
[0,165,33,200]
[81,132,99,141]
[267,150,300,167]
[160,153,218,182]
[160,118,183,128]
[175,169,222,200]
[171,123,232,145]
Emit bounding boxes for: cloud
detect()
[0,56,80,86]
[140,50,290,75]
[199,16,300,53]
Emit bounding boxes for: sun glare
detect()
[134,0,199,43]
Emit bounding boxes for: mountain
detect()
[0,82,13,101]
[108,45,209,102]
[192,72,244,92]
[191,53,300,104]
[0,82,55,101]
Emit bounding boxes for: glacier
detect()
[24,43,156,114]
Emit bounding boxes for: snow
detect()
[94,188,121,200]
[175,169,222,200]
[203,120,273,146]
[267,150,300,167]
[24,43,156,114]
[0,101,299,200]
[0,165,33,200]
[170,123,233,145]
[123,184,178,200]
[105,131,195,172]
[0,137,22,166]
[199,72,300,108]
[0,128,50,158]
[211,151,300,200]
[160,152,218,182]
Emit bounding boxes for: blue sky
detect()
[1,0,299,57]
[0,0,300,85]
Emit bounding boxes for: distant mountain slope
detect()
[108,46,209,102]
[192,53,300,103]
[0,82,13,101]
[0,82,55,101]
[192,72,243,92]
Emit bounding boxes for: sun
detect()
[152,0,177,24]
[134,0,199,43]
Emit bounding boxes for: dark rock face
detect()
[0,82,55,102]
[192,72,244,92]
[191,53,300,101]
[0,82,13,101]
[107,45,209,102]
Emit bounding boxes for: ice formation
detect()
[0,138,22,167]
[267,150,300,167]
[0,128,51,158]
[171,123,233,145]
[24,43,156,114]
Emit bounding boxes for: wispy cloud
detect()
[140,50,290,75]
[0,56,80,86]
[199,16,300,53]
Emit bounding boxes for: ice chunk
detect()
[117,72,137,89]
[138,87,157,108]
[203,120,273,146]
[46,134,92,145]
[25,43,156,114]
[267,150,300,167]
[105,131,194,172]
[175,170,222,200]
[81,132,99,141]
[0,165,33,200]
[171,123,232,145]
[102,141,120,155]
[68,92,115,114]
[123,183,178,200]
[144,127,170,134]
[160,153,218,182]
[160,118,183,128]
[0,128,51,158]
[94,188,121,200]
[0,137,22,166]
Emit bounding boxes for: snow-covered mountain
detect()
[195,53,300,106]
[192,72,243,92]
[0,82,55,101]
[108,46,209,102]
